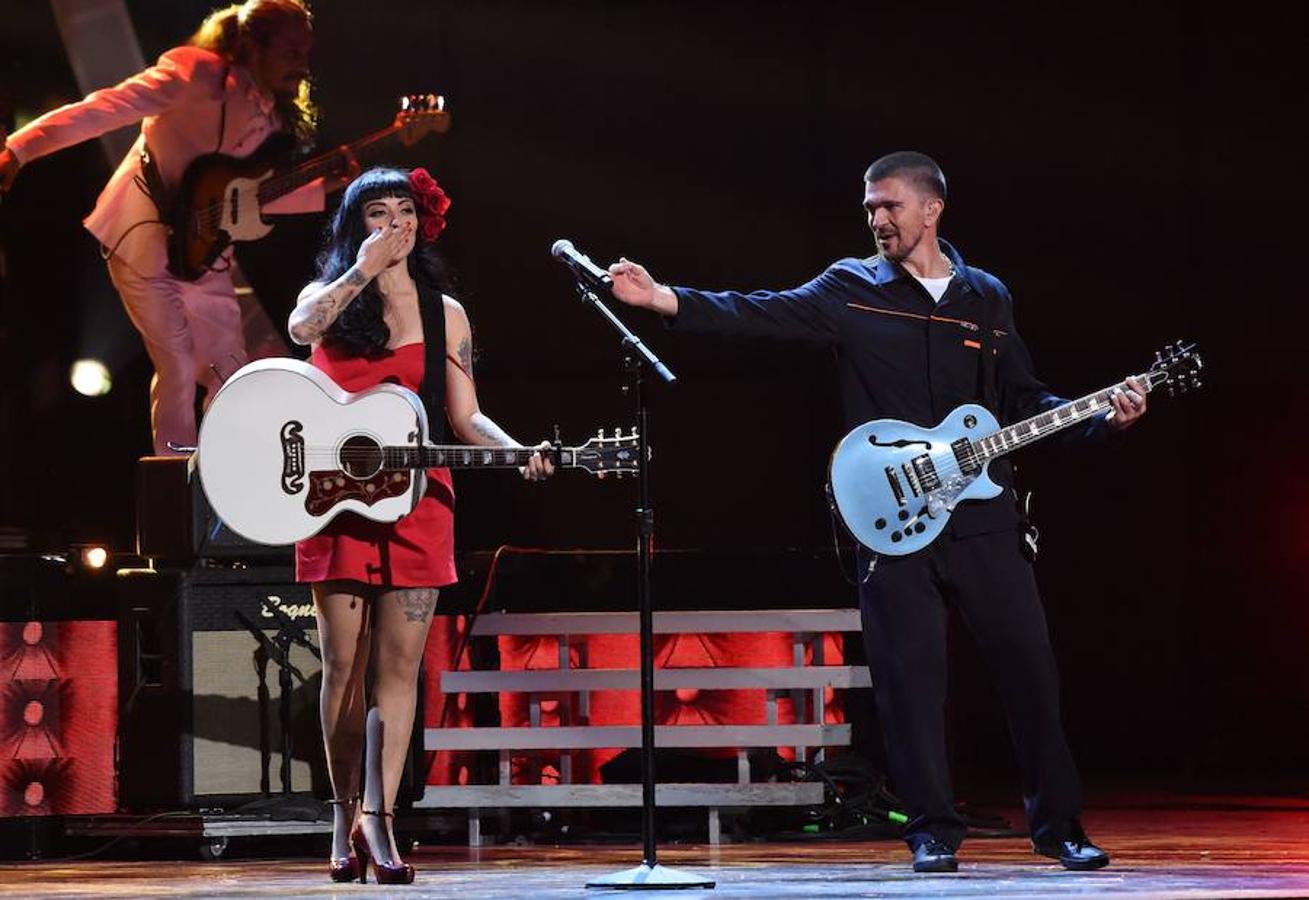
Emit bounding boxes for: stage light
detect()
[70,359,112,397]
[22,621,43,646]
[24,782,45,807]
[80,546,109,569]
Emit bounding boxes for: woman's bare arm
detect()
[287,219,413,345]
[442,296,553,479]
[287,267,370,346]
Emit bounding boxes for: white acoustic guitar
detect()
[196,359,639,545]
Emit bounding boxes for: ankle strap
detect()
[326,795,360,806]
[361,808,393,818]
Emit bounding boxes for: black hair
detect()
[317,167,456,358]
[863,150,947,201]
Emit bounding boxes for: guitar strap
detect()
[416,278,448,442]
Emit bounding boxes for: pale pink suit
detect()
[7,46,324,454]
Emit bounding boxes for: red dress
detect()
[294,342,458,588]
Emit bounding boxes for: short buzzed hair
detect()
[864,151,947,201]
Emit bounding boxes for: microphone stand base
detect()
[586,863,716,890]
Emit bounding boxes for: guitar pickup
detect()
[951,437,981,475]
[884,466,907,507]
[911,454,941,492]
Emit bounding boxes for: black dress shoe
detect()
[912,840,959,873]
[1033,837,1110,870]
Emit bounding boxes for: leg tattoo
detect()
[394,588,439,623]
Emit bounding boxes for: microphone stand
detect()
[570,280,713,891]
[233,607,322,821]
[234,610,305,795]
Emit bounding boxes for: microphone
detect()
[551,239,613,295]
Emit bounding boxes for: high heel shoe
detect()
[358,808,415,885]
[326,796,361,883]
[349,820,370,884]
[327,853,361,884]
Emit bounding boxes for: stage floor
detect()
[4,805,1309,898]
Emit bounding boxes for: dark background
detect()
[0,2,1301,790]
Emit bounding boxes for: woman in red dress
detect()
[288,167,552,883]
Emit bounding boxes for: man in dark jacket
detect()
[607,151,1147,873]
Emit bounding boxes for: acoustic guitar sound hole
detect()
[339,435,384,478]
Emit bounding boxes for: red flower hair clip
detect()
[408,167,451,242]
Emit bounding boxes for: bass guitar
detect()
[166,93,450,280]
[196,358,640,545]
[827,341,1203,556]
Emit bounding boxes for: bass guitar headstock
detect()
[572,428,641,478]
[1149,340,1204,397]
[394,93,452,146]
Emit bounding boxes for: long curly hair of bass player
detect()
[317,167,457,359]
[190,0,318,146]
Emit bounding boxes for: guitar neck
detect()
[381,445,575,470]
[256,127,403,204]
[973,370,1164,461]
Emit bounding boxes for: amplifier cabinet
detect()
[116,566,324,808]
[135,456,292,565]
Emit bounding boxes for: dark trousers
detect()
[857,528,1083,851]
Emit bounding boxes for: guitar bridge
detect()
[280,421,305,494]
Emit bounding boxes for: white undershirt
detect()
[914,274,953,303]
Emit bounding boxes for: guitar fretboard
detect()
[382,445,576,470]
[972,370,1164,461]
[256,128,404,204]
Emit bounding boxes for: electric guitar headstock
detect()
[393,93,452,146]
[571,428,642,478]
[1147,340,1204,397]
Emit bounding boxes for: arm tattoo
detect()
[293,266,369,342]
[471,413,514,447]
[394,588,439,623]
[457,336,473,378]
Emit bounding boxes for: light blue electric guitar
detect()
[828,341,1203,556]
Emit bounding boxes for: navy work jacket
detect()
[670,238,1105,539]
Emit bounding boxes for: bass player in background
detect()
[0,0,346,455]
